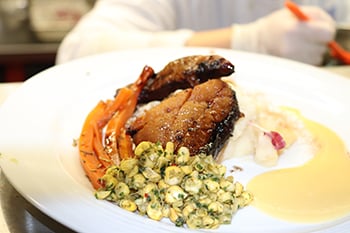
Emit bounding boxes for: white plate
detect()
[0,48,350,233]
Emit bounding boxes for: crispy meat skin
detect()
[129,79,241,158]
[137,55,234,104]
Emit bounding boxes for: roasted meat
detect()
[128,79,241,158]
[137,55,235,104]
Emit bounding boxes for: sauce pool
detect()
[247,112,350,223]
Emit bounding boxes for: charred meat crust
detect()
[137,55,234,104]
[128,79,241,158]
[204,104,242,158]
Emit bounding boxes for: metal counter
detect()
[0,170,75,233]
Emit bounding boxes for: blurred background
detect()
[0,0,348,83]
[0,0,95,82]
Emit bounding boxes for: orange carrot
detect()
[79,88,135,189]
[117,128,135,160]
[79,66,154,189]
[79,101,108,189]
[92,126,111,168]
[104,66,154,161]
[97,88,133,128]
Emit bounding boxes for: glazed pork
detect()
[128,79,241,158]
[137,55,235,103]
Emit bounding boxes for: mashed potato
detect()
[219,79,306,167]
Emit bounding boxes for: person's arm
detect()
[230,6,336,65]
[56,0,194,64]
[57,0,336,66]
[186,7,336,66]
[185,28,232,48]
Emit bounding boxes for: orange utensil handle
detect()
[285,0,309,21]
[328,41,350,64]
[285,0,350,64]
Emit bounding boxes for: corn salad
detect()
[95,141,252,229]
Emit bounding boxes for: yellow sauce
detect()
[247,111,350,223]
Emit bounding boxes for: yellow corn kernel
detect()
[134,141,152,157]
[120,158,138,174]
[164,166,184,185]
[176,146,190,164]
[204,179,220,192]
[146,200,163,221]
[234,182,243,197]
[119,199,137,212]
[208,201,224,214]
[165,185,187,204]
[169,208,180,223]
[142,167,161,182]
[115,182,130,199]
[165,142,174,160]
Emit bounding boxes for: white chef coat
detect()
[56,0,349,64]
